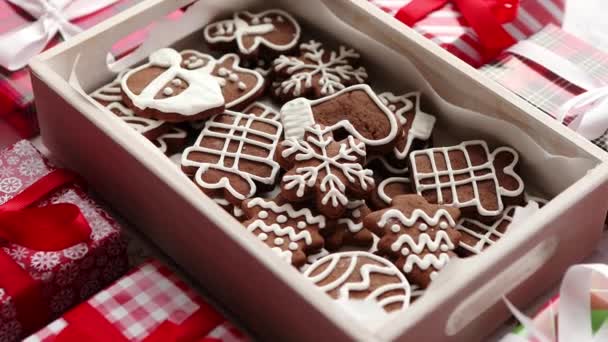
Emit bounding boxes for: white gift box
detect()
[28,0,608,340]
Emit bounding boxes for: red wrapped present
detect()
[0,140,128,341]
[368,0,565,67]
[0,0,184,139]
[481,24,608,151]
[24,260,234,342]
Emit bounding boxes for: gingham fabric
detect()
[0,0,144,138]
[203,322,248,342]
[25,260,204,342]
[368,0,564,67]
[481,24,608,151]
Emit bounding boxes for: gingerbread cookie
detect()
[272,40,368,102]
[213,197,246,222]
[153,126,188,155]
[121,48,225,122]
[300,248,330,272]
[204,9,300,60]
[242,197,327,267]
[280,84,401,153]
[278,124,375,219]
[243,102,280,120]
[181,110,282,204]
[180,50,265,110]
[303,251,411,315]
[90,70,169,139]
[409,140,525,221]
[369,92,436,173]
[323,200,374,251]
[364,195,461,288]
[456,206,515,257]
[370,177,413,210]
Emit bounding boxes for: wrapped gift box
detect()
[0,140,128,341]
[481,24,608,151]
[368,0,565,67]
[25,260,233,342]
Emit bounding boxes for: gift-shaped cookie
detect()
[278,124,375,219]
[204,9,301,59]
[272,40,368,102]
[409,140,525,221]
[370,92,436,173]
[456,206,515,257]
[90,70,169,139]
[280,84,401,153]
[241,197,327,267]
[303,251,411,316]
[121,48,225,122]
[364,195,461,288]
[322,200,375,251]
[181,110,282,204]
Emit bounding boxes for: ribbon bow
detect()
[502,264,608,342]
[0,168,92,334]
[504,39,608,141]
[0,0,120,71]
[395,0,519,63]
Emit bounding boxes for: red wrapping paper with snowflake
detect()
[24,260,239,342]
[0,140,128,342]
[368,0,565,67]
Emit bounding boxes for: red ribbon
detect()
[0,169,92,334]
[55,299,225,342]
[395,0,520,63]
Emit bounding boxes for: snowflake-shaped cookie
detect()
[364,195,461,288]
[272,40,368,102]
[278,124,375,219]
[242,197,327,267]
[323,200,374,251]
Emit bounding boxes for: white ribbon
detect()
[501,264,608,342]
[506,40,608,140]
[0,0,120,71]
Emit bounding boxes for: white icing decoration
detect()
[90,70,166,134]
[337,200,367,233]
[409,140,525,217]
[273,40,367,99]
[228,73,239,82]
[263,17,272,23]
[186,58,205,69]
[303,251,411,313]
[121,48,224,117]
[378,208,457,229]
[377,177,411,206]
[204,9,301,55]
[163,87,174,96]
[281,124,374,207]
[439,221,448,229]
[154,127,187,154]
[299,248,329,272]
[246,220,312,264]
[391,224,400,233]
[456,206,515,255]
[258,210,269,219]
[353,210,361,218]
[289,242,299,251]
[297,221,306,229]
[246,198,327,229]
[277,16,284,23]
[258,233,268,240]
[419,223,428,231]
[172,79,183,86]
[280,84,399,147]
[218,68,230,76]
[238,81,247,90]
[276,215,287,223]
[274,237,284,245]
[181,111,282,201]
[243,102,280,121]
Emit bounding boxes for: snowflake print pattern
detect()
[50,289,75,314]
[62,243,89,260]
[89,217,114,241]
[0,194,11,205]
[30,251,60,271]
[6,246,28,261]
[18,157,46,177]
[0,320,21,342]
[11,140,37,156]
[272,40,368,101]
[0,166,12,178]
[102,258,126,283]
[279,124,375,218]
[0,177,22,193]
[80,280,101,300]
[6,155,19,166]
[56,263,79,286]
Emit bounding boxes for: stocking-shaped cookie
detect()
[280,84,401,154]
[272,40,368,102]
[180,50,264,110]
[278,124,375,219]
[323,200,374,251]
[90,70,168,139]
[121,48,225,122]
[181,110,282,204]
[204,9,301,59]
[369,92,436,173]
[364,195,461,288]
[241,197,327,267]
[369,177,413,209]
[303,251,411,315]
[409,140,525,221]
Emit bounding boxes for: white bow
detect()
[501,264,608,342]
[0,0,119,71]
[506,40,608,141]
